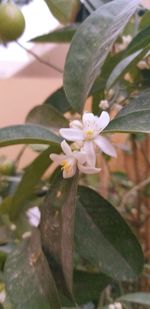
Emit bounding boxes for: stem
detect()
[16,41,63,74]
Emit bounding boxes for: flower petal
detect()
[50,153,67,164]
[95,135,117,157]
[78,164,101,174]
[73,151,87,165]
[82,113,95,128]
[63,161,77,179]
[61,140,72,156]
[70,119,83,129]
[96,111,110,132]
[82,141,96,166]
[60,128,84,141]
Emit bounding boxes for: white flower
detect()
[27,206,41,227]
[50,140,101,179]
[60,112,116,167]
[99,99,109,110]
[109,302,122,309]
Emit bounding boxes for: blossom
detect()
[60,112,116,167]
[109,302,122,309]
[50,140,101,179]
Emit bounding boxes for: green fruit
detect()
[0,159,15,175]
[0,2,25,42]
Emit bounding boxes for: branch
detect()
[16,41,63,74]
[120,176,150,209]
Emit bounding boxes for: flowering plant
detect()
[0,0,150,308]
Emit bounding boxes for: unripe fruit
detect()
[0,159,15,175]
[0,2,25,43]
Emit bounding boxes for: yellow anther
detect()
[60,160,71,174]
[85,129,94,140]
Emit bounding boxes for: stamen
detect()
[85,129,94,140]
[60,160,71,174]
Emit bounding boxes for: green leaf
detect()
[4,229,61,309]
[64,0,140,112]
[9,145,60,220]
[44,87,71,114]
[40,171,78,298]
[139,11,150,30]
[75,186,144,281]
[61,270,110,306]
[26,104,68,132]
[31,24,79,43]
[105,90,150,133]
[0,124,61,147]
[119,293,150,306]
[106,48,149,89]
[44,0,80,24]
[125,26,150,55]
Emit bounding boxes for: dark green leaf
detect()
[64,0,140,112]
[105,90,150,133]
[9,145,60,220]
[125,26,150,55]
[40,171,78,298]
[44,0,80,24]
[44,87,71,114]
[61,270,110,306]
[31,24,79,43]
[0,124,61,147]
[119,293,150,306]
[26,104,68,132]
[75,186,144,280]
[139,11,150,30]
[4,229,61,309]
[106,48,149,89]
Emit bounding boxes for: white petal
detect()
[63,162,77,179]
[78,164,101,174]
[73,151,87,165]
[61,140,72,156]
[70,120,83,129]
[95,136,117,157]
[82,113,95,128]
[96,111,110,132]
[59,128,84,141]
[50,153,67,164]
[82,141,96,166]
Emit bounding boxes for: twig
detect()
[16,41,63,74]
[120,176,150,210]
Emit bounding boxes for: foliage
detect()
[0,0,150,308]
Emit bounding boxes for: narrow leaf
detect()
[106,49,147,89]
[105,90,150,133]
[64,0,140,112]
[31,24,79,43]
[119,293,150,306]
[0,124,61,147]
[125,26,150,55]
[40,171,78,298]
[4,229,61,309]
[75,186,144,281]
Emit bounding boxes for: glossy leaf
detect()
[0,124,61,147]
[119,293,150,306]
[106,48,148,89]
[64,0,140,112]
[26,104,68,132]
[44,87,71,114]
[125,26,150,55]
[61,270,110,306]
[40,171,78,298]
[4,229,61,309]
[105,90,150,133]
[44,0,80,24]
[9,145,60,220]
[75,186,144,281]
[31,24,78,43]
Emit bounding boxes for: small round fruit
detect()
[0,159,15,175]
[0,2,25,42]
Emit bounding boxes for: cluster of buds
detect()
[137,50,150,70]
[112,35,132,54]
[50,112,117,178]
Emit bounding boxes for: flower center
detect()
[85,129,94,141]
[60,160,71,174]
